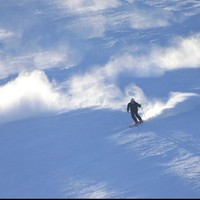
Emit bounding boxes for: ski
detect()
[129,121,144,128]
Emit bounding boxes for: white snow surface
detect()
[0,0,200,198]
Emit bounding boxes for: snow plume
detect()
[0,70,65,123]
[144,92,199,120]
[64,71,199,120]
[0,69,126,123]
[101,33,200,78]
[123,84,199,120]
[153,34,200,71]
[64,72,124,110]
[0,69,198,123]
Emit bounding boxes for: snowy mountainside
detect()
[1,0,200,198]
[0,101,200,198]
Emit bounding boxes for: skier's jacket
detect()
[127,101,141,114]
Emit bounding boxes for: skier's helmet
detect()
[131,98,135,102]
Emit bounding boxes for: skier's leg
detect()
[131,113,139,124]
[135,112,143,122]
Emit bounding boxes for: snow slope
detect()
[0,99,200,198]
[0,0,200,198]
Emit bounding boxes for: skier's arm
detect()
[136,102,141,108]
[127,103,130,112]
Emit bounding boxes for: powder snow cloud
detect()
[0,69,198,123]
[0,70,66,123]
[0,1,200,123]
[100,33,200,78]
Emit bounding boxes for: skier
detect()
[127,98,143,126]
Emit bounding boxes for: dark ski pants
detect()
[131,112,142,123]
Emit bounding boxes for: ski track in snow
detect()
[109,123,200,190]
[61,177,121,198]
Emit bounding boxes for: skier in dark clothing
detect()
[127,98,143,125]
